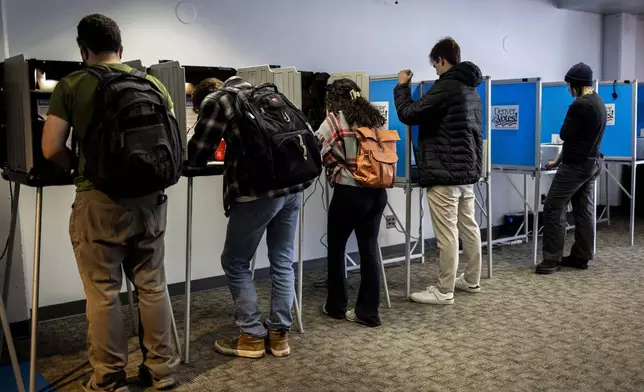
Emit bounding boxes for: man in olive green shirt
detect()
[42,14,179,392]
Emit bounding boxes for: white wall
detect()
[3,0,603,314]
[636,15,644,80]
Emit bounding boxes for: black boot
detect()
[536,260,561,274]
[560,255,589,270]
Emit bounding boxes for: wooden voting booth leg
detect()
[29,187,43,392]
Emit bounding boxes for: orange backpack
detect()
[353,127,400,188]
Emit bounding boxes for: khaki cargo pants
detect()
[70,190,179,389]
[426,185,482,294]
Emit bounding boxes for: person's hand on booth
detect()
[545,153,562,170]
[398,70,413,86]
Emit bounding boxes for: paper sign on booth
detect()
[492,105,519,130]
[605,104,615,126]
[372,102,389,130]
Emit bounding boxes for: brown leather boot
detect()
[267,330,291,357]
[215,332,266,359]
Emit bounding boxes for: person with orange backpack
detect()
[316,79,399,327]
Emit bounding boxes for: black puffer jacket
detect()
[394,62,483,187]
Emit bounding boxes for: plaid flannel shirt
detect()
[315,112,359,187]
[187,76,311,216]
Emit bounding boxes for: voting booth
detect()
[0,55,184,391]
[490,78,545,265]
[597,80,640,246]
[1,58,87,392]
[3,56,83,184]
[152,61,238,364]
[366,75,421,297]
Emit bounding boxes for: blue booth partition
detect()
[541,83,573,144]
[598,81,637,159]
[491,79,541,169]
[369,76,421,180]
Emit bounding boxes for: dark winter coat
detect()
[394,61,483,187]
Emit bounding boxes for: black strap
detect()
[86,64,147,80]
[129,68,148,79]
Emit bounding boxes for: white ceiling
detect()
[558,0,644,14]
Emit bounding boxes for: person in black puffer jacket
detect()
[394,37,483,306]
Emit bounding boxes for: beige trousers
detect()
[70,190,179,390]
[426,185,482,294]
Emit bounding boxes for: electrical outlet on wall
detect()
[385,215,396,229]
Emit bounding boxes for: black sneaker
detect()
[536,260,561,274]
[561,255,589,270]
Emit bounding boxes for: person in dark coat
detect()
[395,37,483,305]
[536,63,605,274]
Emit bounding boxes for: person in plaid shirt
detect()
[188,76,310,359]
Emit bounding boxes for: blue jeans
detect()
[221,193,301,337]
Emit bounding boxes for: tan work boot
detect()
[267,330,291,357]
[215,332,266,359]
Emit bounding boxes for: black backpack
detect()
[226,83,321,193]
[84,66,182,198]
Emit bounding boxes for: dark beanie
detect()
[565,63,593,87]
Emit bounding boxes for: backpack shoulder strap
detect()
[129,68,148,79]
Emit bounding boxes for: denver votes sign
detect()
[492,105,519,130]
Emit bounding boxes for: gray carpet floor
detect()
[14,219,644,391]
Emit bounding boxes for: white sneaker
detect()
[410,286,454,305]
[454,274,482,293]
[345,309,358,323]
